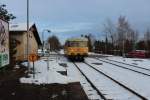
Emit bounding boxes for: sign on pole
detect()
[0,19,9,68]
[29,54,38,62]
[29,54,38,78]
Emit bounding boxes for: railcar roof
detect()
[66,38,88,42]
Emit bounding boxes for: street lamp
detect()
[42,29,51,55]
[42,29,51,70]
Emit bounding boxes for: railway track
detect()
[73,63,106,100]
[67,62,103,100]
[94,57,150,77]
[73,62,147,100]
[105,58,150,71]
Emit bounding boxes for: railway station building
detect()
[9,23,42,62]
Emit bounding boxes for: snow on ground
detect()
[106,56,150,69]
[20,57,78,85]
[85,57,150,99]
[49,51,58,54]
[48,57,66,72]
[20,56,102,99]
[49,56,102,99]
[20,53,150,99]
[59,49,64,54]
[88,52,114,57]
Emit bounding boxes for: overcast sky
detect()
[1,0,150,43]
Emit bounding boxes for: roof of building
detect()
[9,23,42,45]
[10,23,34,31]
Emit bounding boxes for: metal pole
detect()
[122,32,126,58]
[123,39,125,57]
[47,31,51,70]
[42,31,44,55]
[27,0,30,69]
[33,61,35,78]
[105,34,107,54]
[47,55,49,70]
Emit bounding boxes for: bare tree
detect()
[47,35,61,51]
[116,16,133,55]
[116,16,139,55]
[130,29,139,50]
[144,29,150,51]
[103,18,117,54]
[103,18,116,45]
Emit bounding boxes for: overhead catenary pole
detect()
[105,34,107,54]
[122,32,127,58]
[122,37,124,56]
[27,0,30,69]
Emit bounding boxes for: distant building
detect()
[9,23,42,62]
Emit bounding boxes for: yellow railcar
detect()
[64,38,88,61]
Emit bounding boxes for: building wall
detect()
[10,31,38,61]
[23,31,38,60]
[10,32,24,61]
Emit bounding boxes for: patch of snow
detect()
[21,62,28,67]
[88,52,113,57]
[59,49,64,54]
[49,59,66,72]
[51,94,58,99]
[14,65,20,69]
[20,59,78,85]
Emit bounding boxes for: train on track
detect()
[64,37,88,61]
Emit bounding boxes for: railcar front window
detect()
[68,41,87,47]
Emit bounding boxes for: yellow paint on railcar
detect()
[66,47,88,56]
